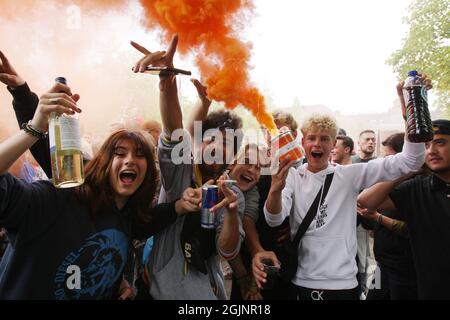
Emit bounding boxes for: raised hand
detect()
[131,34,179,73]
[191,78,211,105]
[178,186,203,213]
[210,177,238,213]
[176,179,215,214]
[0,50,25,88]
[396,72,432,119]
[31,84,81,132]
[270,157,295,193]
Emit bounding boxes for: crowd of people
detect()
[0,35,449,300]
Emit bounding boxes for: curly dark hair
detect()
[202,109,243,134]
[202,110,243,156]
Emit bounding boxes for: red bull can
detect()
[201,185,219,229]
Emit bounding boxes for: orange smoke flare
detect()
[140,0,278,132]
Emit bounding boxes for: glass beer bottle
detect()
[48,77,85,188]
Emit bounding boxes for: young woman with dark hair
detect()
[0,84,200,300]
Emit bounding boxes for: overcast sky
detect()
[247,0,414,114]
[0,0,425,136]
[171,0,419,115]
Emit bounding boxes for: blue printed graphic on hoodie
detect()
[54,229,128,299]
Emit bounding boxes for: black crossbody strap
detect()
[291,172,334,246]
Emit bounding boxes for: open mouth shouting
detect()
[233,170,259,192]
[311,151,324,159]
[240,174,254,184]
[119,169,138,186]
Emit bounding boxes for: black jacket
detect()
[0,174,178,299]
[1,83,178,299]
[8,83,52,177]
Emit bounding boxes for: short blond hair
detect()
[272,110,298,132]
[301,115,338,138]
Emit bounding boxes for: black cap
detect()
[55,77,67,85]
[432,119,450,136]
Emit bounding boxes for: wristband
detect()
[21,121,47,140]
[376,213,383,228]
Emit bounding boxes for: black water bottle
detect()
[403,70,433,142]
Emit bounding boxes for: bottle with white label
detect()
[48,77,84,188]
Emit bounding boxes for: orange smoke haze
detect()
[140,0,277,132]
[0,0,161,143]
[0,0,277,144]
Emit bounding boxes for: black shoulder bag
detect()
[279,173,334,283]
[180,213,216,274]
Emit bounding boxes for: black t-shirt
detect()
[389,174,450,299]
[373,209,416,283]
[255,175,290,253]
[0,174,177,299]
[239,175,289,269]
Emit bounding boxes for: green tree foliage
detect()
[387,0,450,117]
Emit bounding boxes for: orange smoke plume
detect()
[140,0,277,132]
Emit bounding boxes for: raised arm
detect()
[357,170,419,211]
[131,35,183,135]
[8,84,51,177]
[0,128,39,175]
[214,180,241,260]
[264,158,296,226]
[0,51,49,176]
[0,51,81,178]
[0,84,80,174]
[131,189,205,240]
[186,79,212,137]
[350,77,432,191]
[0,50,25,88]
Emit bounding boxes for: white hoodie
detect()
[264,140,425,290]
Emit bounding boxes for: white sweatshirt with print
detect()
[264,140,425,290]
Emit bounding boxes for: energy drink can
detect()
[201,185,219,229]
